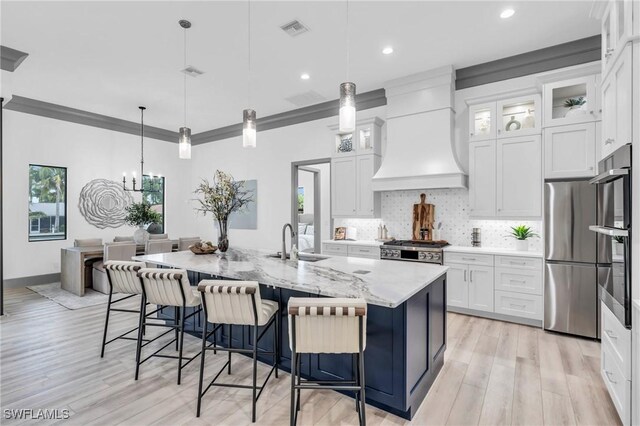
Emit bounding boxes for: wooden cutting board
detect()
[412,193,435,241]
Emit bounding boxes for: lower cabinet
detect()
[322,241,380,259]
[444,251,543,325]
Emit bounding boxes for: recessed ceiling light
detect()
[500,8,515,19]
[382,47,394,55]
[300,73,310,80]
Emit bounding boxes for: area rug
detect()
[27,282,109,310]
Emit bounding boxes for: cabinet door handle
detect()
[510,279,527,284]
[509,261,526,265]
[509,303,527,309]
[604,329,618,340]
[470,271,473,282]
[462,257,476,261]
[464,270,467,282]
[605,138,615,145]
[605,370,617,384]
[470,132,474,136]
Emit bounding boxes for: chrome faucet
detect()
[282,223,296,260]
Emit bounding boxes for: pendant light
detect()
[178,19,192,159]
[339,0,356,133]
[242,0,256,148]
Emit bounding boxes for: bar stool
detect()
[100,261,166,357]
[196,280,280,422]
[288,298,367,426]
[135,268,202,384]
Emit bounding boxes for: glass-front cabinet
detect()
[543,75,599,126]
[602,0,635,77]
[468,103,496,142]
[496,94,541,138]
[330,117,383,157]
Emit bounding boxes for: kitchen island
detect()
[133,248,448,419]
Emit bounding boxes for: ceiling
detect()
[1,1,601,133]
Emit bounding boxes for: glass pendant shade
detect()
[339,82,356,133]
[178,127,192,159]
[242,109,257,148]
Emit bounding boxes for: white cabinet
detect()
[601,43,633,159]
[496,135,542,218]
[543,75,600,126]
[494,290,543,320]
[446,264,468,308]
[468,266,494,312]
[602,0,636,77]
[330,117,383,157]
[355,155,381,217]
[445,254,494,313]
[331,157,357,216]
[469,141,496,217]
[468,103,497,142]
[496,94,542,138]
[544,123,596,178]
[321,241,379,259]
[633,301,639,425]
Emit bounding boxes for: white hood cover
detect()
[372,66,467,191]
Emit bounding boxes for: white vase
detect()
[515,239,529,251]
[133,225,150,245]
[564,105,586,117]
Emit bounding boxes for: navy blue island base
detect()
[158,272,446,420]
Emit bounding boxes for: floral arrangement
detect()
[194,170,253,251]
[124,201,161,227]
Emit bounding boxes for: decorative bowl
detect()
[189,242,218,255]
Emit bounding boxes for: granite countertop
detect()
[133,247,447,308]
[322,240,383,246]
[444,245,544,258]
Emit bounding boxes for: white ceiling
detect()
[1,1,600,133]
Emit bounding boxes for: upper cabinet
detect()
[543,75,600,126]
[467,94,541,142]
[330,117,383,157]
[544,123,596,179]
[602,0,636,78]
[601,43,633,159]
[468,103,497,142]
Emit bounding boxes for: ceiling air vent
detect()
[181,66,204,77]
[285,90,326,108]
[280,20,310,37]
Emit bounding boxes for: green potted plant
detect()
[124,201,162,244]
[564,96,586,118]
[508,225,539,251]
[194,170,253,252]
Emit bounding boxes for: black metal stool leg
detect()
[274,312,279,378]
[296,354,302,412]
[354,353,360,413]
[134,295,146,380]
[290,351,297,426]
[174,306,179,351]
[177,305,186,385]
[197,321,207,417]
[228,324,232,374]
[252,324,258,423]
[100,290,113,358]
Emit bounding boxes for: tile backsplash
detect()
[334,189,543,252]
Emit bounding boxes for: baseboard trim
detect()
[448,305,542,328]
[4,273,61,288]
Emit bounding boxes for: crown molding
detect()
[1,45,29,72]
[4,95,179,142]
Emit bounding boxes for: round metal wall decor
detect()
[79,179,133,229]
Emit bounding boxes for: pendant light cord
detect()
[248,0,252,108]
[183,26,187,126]
[140,107,145,178]
[346,0,350,82]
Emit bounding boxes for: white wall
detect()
[3,111,195,279]
[191,107,386,253]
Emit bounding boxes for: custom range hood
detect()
[372,66,467,191]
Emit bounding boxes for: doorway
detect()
[291,159,331,254]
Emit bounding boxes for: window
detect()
[29,165,67,241]
[143,175,165,233]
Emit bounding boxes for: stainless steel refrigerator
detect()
[544,180,610,338]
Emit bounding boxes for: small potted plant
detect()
[564,96,586,117]
[124,201,162,244]
[508,225,539,251]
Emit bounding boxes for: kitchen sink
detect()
[267,253,328,262]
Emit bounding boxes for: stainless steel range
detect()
[380,240,448,264]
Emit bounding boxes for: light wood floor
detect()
[0,287,621,426]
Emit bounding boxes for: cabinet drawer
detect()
[601,301,631,378]
[322,243,348,256]
[444,252,493,267]
[601,340,631,424]
[495,268,542,295]
[495,255,542,270]
[347,245,379,258]
[494,290,542,320]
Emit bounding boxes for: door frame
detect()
[291,158,331,254]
